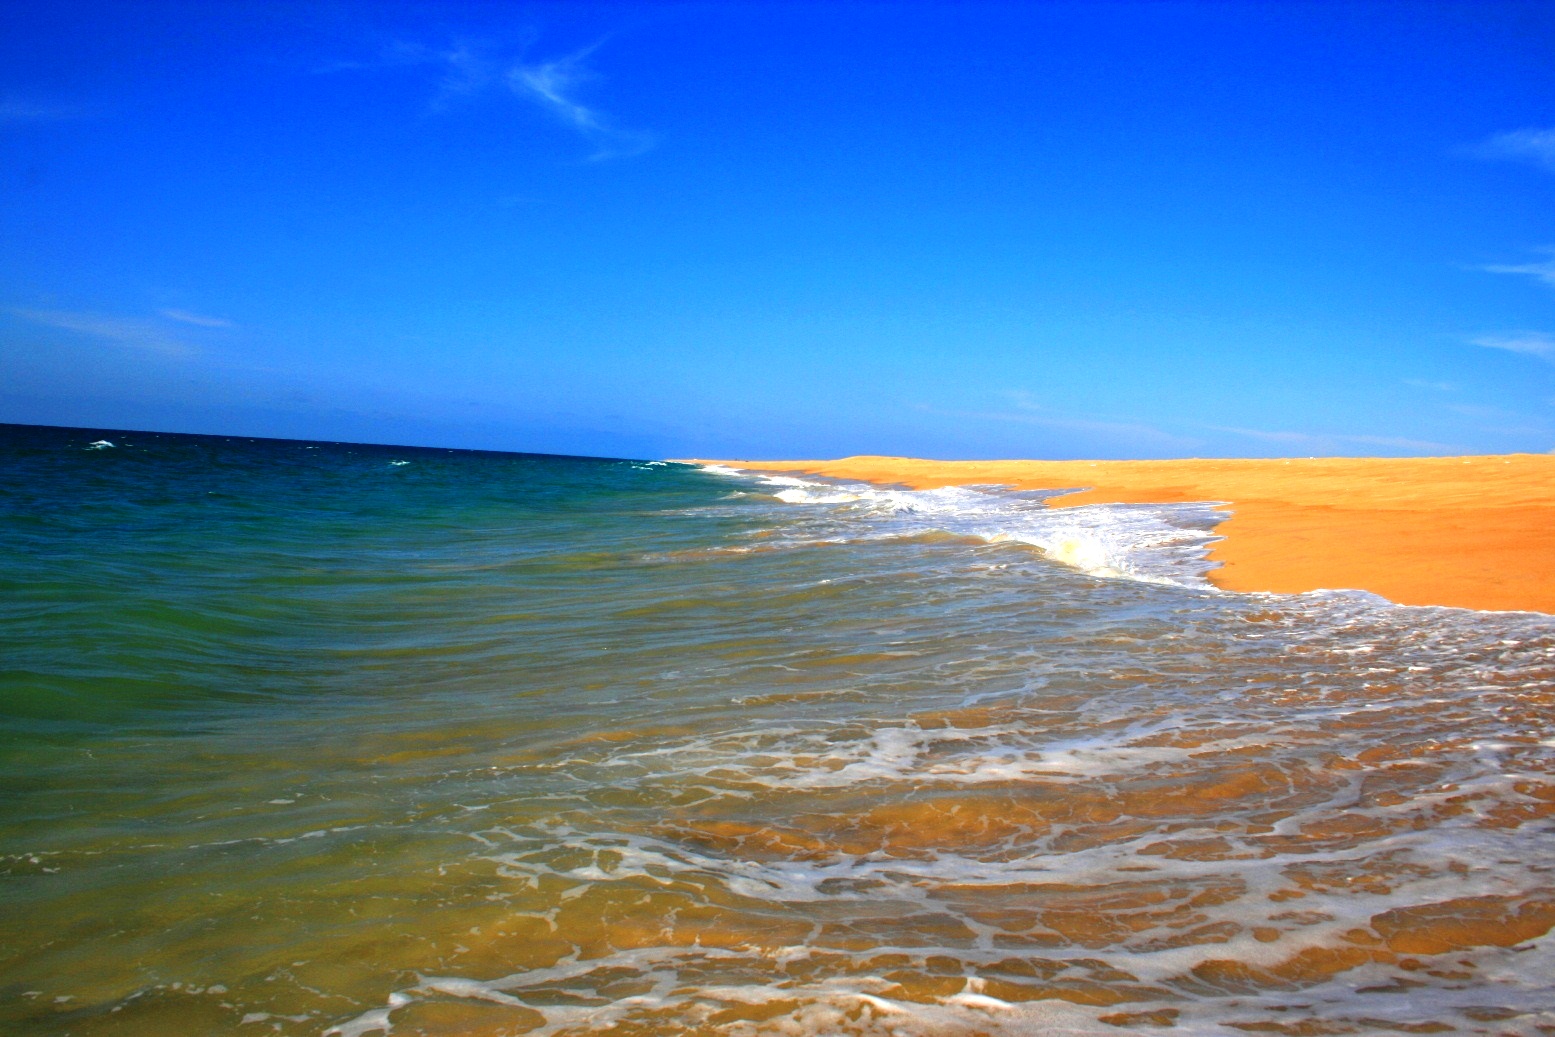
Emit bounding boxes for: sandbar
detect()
[696,454,1555,614]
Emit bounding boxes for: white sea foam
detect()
[703,466,1226,588]
[317,636,1555,1037]
[339,578,1553,1035]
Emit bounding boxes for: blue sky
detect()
[4,1,1555,459]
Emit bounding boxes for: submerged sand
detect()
[697,454,1555,614]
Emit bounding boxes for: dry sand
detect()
[698,454,1555,614]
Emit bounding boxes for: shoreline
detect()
[692,454,1555,614]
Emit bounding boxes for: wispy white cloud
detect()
[0,93,87,125]
[508,48,652,160]
[12,308,196,358]
[159,308,235,328]
[1471,331,1555,361]
[511,53,603,130]
[1469,127,1555,171]
[1481,248,1555,288]
[320,37,651,160]
[432,44,493,109]
[370,40,499,111]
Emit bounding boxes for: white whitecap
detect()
[731,470,1225,588]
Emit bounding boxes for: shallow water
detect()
[3,424,1554,1035]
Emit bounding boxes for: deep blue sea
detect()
[4,423,1555,1036]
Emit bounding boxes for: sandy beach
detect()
[698,454,1555,614]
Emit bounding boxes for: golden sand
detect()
[698,454,1555,614]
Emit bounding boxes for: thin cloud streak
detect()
[388,41,499,111]
[1469,127,1555,171]
[511,51,605,132]
[1471,332,1555,361]
[425,44,493,110]
[13,308,196,358]
[0,93,87,124]
[320,37,651,160]
[314,40,501,111]
[1481,249,1555,287]
[160,308,235,328]
[508,49,653,160]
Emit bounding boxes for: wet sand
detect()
[697,454,1555,614]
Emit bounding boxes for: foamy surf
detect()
[315,542,1555,1036]
[702,465,1226,588]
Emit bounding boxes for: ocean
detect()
[3,422,1554,1036]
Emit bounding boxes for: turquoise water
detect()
[3,423,1555,1036]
